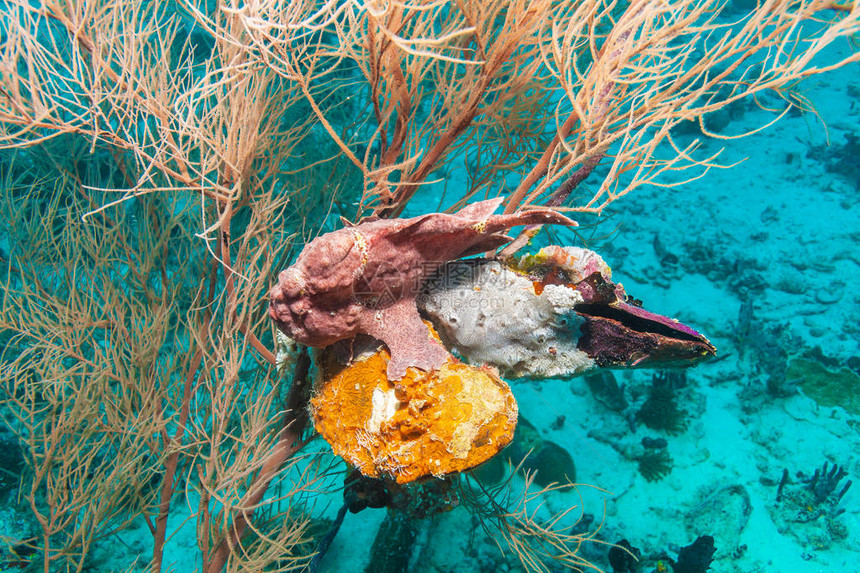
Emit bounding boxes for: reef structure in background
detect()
[770,461,853,550]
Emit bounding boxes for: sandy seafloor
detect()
[1,37,857,573]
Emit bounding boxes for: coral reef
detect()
[505,417,576,487]
[807,132,860,190]
[734,302,802,406]
[788,358,860,415]
[769,461,853,551]
[608,539,641,573]
[310,336,517,484]
[670,535,716,573]
[269,198,575,379]
[636,371,688,435]
[730,303,860,418]
[636,446,673,482]
[674,238,768,300]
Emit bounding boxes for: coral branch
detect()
[206,348,312,571]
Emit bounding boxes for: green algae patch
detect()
[789,358,860,415]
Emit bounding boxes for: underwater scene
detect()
[0,1,858,572]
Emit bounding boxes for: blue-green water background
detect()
[0,13,857,573]
[311,42,860,573]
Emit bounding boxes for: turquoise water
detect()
[0,9,858,573]
[309,48,860,572]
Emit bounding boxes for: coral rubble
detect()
[684,484,751,558]
[769,461,853,551]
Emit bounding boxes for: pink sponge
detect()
[269,198,576,379]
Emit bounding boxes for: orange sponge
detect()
[312,343,517,484]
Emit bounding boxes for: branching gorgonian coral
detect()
[0,0,858,571]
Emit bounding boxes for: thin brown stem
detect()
[205,348,312,571]
[504,111,581,214]
[152,334,208,570]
